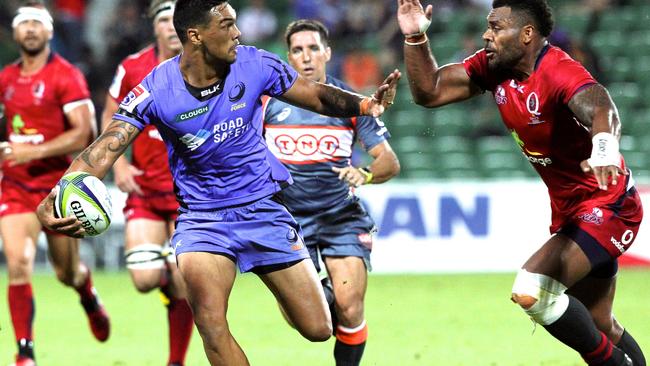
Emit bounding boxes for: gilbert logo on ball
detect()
[54,172,113,236]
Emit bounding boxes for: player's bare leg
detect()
[177,252,247,366]
[1,213,40,364]
[47,233,110,342]
[511,234,633,365]
[258,258,332,341]
[569,275,646,365]
[324,256,368,366]
[124,218,193,366]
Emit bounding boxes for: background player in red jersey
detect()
[100,1,193,365]
[0,2,109,365]
[397,0,644,365]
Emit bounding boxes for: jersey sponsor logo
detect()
[265,126,353,163]
[120,84,150,113]
[510,130,553,166]
[174,105,209,122]
[179,129,210,151]
[9,114,44,144]
[374,118,388,136]
[231,102,246,111]
[228,82,245,102]
[509,79,524,93]
[526,92,545,125]
[277,107,291,122]
[212,117,250,144]
[610,230,633,254]
[578,207,604,225]
[3,86,15,101]
[32,80,45,102]
[495,85,507,105]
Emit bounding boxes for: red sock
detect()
[74,265,95,301]
[8,284,35,341]
[167,298,194,365]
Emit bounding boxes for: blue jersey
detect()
[113,46,298,210]
[263,76,390,213]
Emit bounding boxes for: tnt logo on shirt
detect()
[265,126,353,164]
[274,134,339,156]
[120,84,150,113]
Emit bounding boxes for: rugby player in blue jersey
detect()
[36,1,400,365]
[263,19,400,366]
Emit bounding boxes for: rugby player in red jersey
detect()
[0,2,109,365]
[100,1,193,365]
[397,0,644,365]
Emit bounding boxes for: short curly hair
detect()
[492,0,554,37]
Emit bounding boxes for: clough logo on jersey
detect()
[175,105,209,122]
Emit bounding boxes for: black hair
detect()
[21,0,46,7]
[492,0,554,37]
[173,0,227,43]
[284,19,329,48]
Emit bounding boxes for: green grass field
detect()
[1,270,649,365]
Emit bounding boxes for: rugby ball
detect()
[54,172,112,237]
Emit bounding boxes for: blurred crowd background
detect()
[1,0,649,181]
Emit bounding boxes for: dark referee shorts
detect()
[292,196,375,273]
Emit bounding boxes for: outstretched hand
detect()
[580,159,627,191]
[36,188,86,238]
[363,69,401,117]
[397,0,433,36]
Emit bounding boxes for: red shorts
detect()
[557,187,643,262]
[123,190,179,222]
[0,179,50,217]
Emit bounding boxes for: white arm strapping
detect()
[587,132,620,168]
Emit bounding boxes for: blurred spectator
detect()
[452,27,481,63]
[103,0,150,76]
[292,0,346,37]
[51,0,88,63]
[238,0,277,43]
[341,48,381,93]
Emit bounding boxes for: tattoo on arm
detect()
[568,83,615,129]
[79,121,138,168]
[318,84,362,117]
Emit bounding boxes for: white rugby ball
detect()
[54,172,112,237]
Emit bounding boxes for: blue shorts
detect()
[171,196,310,273]
[293,197,375,272]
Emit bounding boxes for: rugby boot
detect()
[10,355,35,366]
[81,286,110,342]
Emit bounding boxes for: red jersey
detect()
[0,53,90,190]
[109,45,173,193]
[463,45,629,224]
